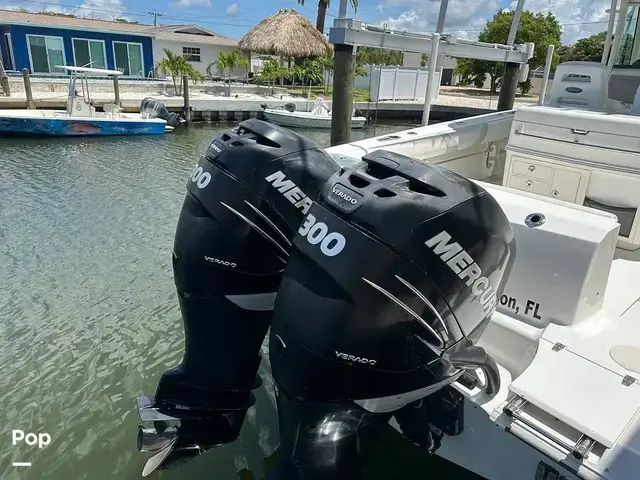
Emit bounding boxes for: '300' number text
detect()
[298,213,346,257]
[190,165,212,189]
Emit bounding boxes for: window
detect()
[113,41,144,76]
[72,38,106,69]
[3,33,15,70]
[183,46,201,62]
[27,35,65,74]
[616,5,640,67]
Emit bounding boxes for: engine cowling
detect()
[268,149,516,479]
[136,119,339,475]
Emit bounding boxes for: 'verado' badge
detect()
[335,351,377,365]
[204,256,237,268]
[265,170,313,214]
[298,213,346,257]
[332,187,358,205]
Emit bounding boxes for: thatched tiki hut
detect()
[239,9,332,72]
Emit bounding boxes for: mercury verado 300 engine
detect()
[140,97,184,129]
[268,150,516,479]
[136,120,339,476]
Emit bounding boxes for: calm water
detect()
[0,122,478,480]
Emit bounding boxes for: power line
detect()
[8,0,262,28]
[148,11,163,27]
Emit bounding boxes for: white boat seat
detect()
[546,61,608,111]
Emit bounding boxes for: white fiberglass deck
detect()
[327,105,640,480]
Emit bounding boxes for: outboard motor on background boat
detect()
[136,119,339,476]
[269,150,516,479]
[140,97,184,128]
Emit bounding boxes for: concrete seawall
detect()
[0,93,501,123]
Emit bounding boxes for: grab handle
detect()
[449,346,500,397]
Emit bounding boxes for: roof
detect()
[154,31,237,47]
[238,9,331,57]
[0,9,238,46]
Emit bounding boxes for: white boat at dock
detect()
[0,66,180,137]
[262,96,366,129]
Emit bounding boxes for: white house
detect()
[150,25,246,78]
[402,51,458,85]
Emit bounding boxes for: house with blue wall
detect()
[0,10,156,76]
[0,9,240,79]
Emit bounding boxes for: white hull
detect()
[327,104,640,480]
[263,108,366,129]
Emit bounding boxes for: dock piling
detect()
[22,69,35,109]
[497,63,520,111]
[498,0,526,111]
[0,74,9,97]
[330,43,356,146]
[113,75,121,107]
[330,0,356,146]
[0,58,9,96]
[183,75,191,123]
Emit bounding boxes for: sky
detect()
[0,0,616,45]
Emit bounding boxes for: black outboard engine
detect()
[136,119,339,475]
[269,150,516,479]
[140,97,184,128]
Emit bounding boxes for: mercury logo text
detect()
[298,213,346,257]
[335,351,377,365]
[332,187,358,205]
[265,170,313,214]
[425,230,498,315]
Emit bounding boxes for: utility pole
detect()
[330,0,356,146]
[148,11,163,26]
[497,0,525,111]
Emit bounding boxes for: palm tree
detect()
[156,48,203,96]
[288,64,306,88]
[256,59,287,94]
[297,0,358,35]
[207,51,250,97]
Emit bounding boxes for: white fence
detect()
[325,65,442,101]
[369,66,442,101]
